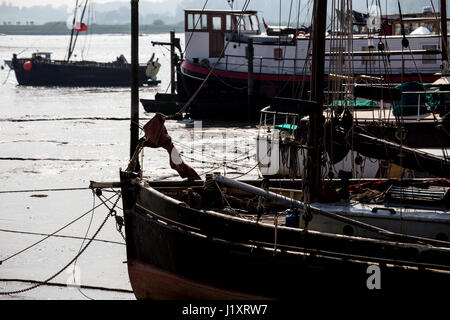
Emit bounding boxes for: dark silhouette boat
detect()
[111,0,450,300]
[7,52,161,87]
[5,0,161,87]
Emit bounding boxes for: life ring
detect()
[23,60,32,71]
[292,30,308,43]
[394,128,407,142]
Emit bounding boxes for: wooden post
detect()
[170,30,176,94]
[247,38,254,120]
[305,0,327,201]
[130,0,140,170]
[441,0,448,69]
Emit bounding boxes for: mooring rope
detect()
[0,228,124,246]
[0,209,112,296]
[0,193,117,265]
[0,278,133,294]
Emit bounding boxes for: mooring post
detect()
[441,0,449,71]
[170,30,176,94]
[247,37,254,120]
[130,0,140,171]
[305,0,327,201]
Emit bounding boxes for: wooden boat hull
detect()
[120,172,450,299]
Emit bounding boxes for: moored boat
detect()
[8,52,161,87]
[6,0,162,87]
[175,6,447,119]
[114,0,450,300]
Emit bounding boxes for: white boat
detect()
[177,7,448,119]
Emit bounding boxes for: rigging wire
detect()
[68,0,89,61]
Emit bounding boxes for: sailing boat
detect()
[6,0,161,87]
[112,0,450,299]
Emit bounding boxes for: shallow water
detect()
[0,34,259,300]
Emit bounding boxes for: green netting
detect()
[330,99,379,109]
[275,123,298,130]
[392,81,437,116]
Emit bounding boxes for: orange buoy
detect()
[23,61,32,71]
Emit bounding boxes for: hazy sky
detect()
[8,0,165,8]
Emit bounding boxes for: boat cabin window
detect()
[251,15,259,30]
[212,16,222,30]
[32,52,52,60]
[186,13,207,31]
[230,13,259,32]
[391,20,440,35]
[226,15,232,30]
[241,15,252,31]
[185,11,259,33]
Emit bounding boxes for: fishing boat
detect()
[6,0,161,87]
[166,4,449,120]
[113,0,450,300]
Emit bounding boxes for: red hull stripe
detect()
[181,60,439,84]
[181,60,310,82]
[127,259,270,300]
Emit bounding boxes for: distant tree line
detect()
[0,21,185,35]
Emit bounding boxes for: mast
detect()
[66,0,89,61]
[305,0,327,201]
[441,0,448,70]
[66,0,79,61]
[130,0,140,169]
[68,0,89,61]
[170,30,176,94]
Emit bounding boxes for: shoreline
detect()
[0,22,184,35]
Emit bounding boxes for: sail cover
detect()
[143,113,201,180]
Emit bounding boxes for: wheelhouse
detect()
[184,9,260,58]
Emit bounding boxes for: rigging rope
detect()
[0,208,113,296]
[0,193,117,265]
[0,228,124,246]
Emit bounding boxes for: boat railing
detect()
[259,97,438,125]
[36,59,132,69]
[258,106,302,136]
[219,54,439,75]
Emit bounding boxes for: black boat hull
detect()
[179,60,441,121]
[10,57,153,87]
[120,172,450,299]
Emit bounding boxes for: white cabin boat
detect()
[178,9,447,119]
